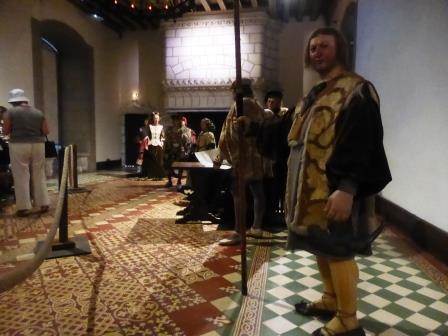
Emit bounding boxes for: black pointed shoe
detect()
[295,300,335,318]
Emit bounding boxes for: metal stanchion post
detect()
[68,143,88,194]
[59,173,69,243]
[43,146,90,258]
[55,147,74,248]
[72,144,78,189]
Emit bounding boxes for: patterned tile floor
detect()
[253,231,448,336]
[0,175,244,335]
[0,173,447,335]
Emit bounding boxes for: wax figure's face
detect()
[266,97,281,112]
[181,120,186,127]
[153,114,160,125]
[309,34,338,75]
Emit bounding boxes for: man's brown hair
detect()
[304,27,349,69]
[230,78,253,98]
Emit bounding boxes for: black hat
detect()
[265,90,283,102]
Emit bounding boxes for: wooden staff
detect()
[233,0,248,296]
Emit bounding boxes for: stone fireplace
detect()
[162,11,282,120]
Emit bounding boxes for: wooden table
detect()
[171,161,231,171]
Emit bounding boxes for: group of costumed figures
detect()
[136,26,391,336]
[136,112,216,190]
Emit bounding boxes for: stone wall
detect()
[163,12,281,110]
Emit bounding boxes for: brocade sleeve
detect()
[326,81,392,197]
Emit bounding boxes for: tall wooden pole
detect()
[233,0,248,296]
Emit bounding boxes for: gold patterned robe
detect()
[218,98,270,181]
[286,72,385,235]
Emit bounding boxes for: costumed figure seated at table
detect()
[196,118,216,152]
[175,117,219,223]
[170,116,196,191]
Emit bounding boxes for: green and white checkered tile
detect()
[259,234,448,336]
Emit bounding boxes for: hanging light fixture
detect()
[123,0,194,19]
[75,0,194,35]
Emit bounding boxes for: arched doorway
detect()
[32,19,95,171]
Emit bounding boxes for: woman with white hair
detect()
[3,89,50,216]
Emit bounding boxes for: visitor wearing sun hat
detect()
[7,88,30,103]
[2,88,50,216]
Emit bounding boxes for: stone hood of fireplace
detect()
[162,11,281,110]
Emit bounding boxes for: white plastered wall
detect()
[0,1,35,105]
[356,0,448,232]
[41,47,58,143]
[0,0,143,163]
[33,0,123,163]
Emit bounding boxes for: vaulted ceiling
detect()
[67,0,337,36]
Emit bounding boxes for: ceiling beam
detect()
[279,0,290,21]
[310,0,323,21]
[268,0,277,18]
[67,0,333,33]
[294,0,307,21]
[200,0,212,11]
[93,1,138,31]
[322,0,338,25]
[105,0,148,29]
[216,0,227,10]
[67,0,125,36]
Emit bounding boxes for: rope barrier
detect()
[0,145,71,293]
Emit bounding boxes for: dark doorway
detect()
[32,19,96,171]
[124,114,147,166]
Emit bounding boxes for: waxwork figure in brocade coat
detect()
[285,27,391,336]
